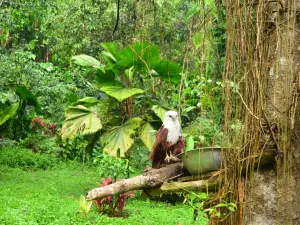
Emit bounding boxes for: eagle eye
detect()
[169,115,172,118]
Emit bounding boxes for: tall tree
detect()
[222,0,300,224]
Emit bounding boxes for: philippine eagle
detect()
[149,111,186,168]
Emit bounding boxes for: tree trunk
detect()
[242,3,300,225]
[222,1,300,224]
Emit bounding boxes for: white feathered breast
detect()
[163,120,181,145]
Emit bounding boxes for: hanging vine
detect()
[221,0,298,224]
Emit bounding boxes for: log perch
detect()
[85,150,276,200]
[86,162,184,200]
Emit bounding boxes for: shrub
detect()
[184,117,223,147]
[127,139,151,175]
[0,147,59,170]
[93,153,131,179]
[0,138,18,148]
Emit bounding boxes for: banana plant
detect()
[61,41,182,157]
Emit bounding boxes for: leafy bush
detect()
[0,52,98,121]
[93,153,131,179]
[127,139,151,175]
[184,117,223,147]
[0,147,59,170]
[0,138,17,148]
[183,191,237,223]
[21,133,61,154]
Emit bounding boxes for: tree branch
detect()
[86,162,183,200]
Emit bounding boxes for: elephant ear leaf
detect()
[0,102,19,126]
[14,85,42,113]
[72,97,98,107]
[101,117,142,157]
[151,105,169,122]
[71,54,104,72]
[139,122,156,151]
[100,86,145,102]
[61,105,102,142]
[153,60,181,84]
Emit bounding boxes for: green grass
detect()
[0,164,208,225]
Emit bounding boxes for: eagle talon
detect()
[165,153,177,162]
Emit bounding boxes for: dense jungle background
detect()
[1,0,299,224]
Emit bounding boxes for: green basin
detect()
[178,147,223,175]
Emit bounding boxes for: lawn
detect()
[0,164,208,225]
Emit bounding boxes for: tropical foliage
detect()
[0,0,227,224]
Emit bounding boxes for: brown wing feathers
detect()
[149,126,186,169]
[172,136,186,156]
[149,126,169,168]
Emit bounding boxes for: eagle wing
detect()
[149,125,169,168]
[172,136,186,156]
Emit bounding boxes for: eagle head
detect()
[163,111,178,123]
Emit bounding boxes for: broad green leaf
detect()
[199,192,207,200]
[192,32,203,48]
[116,42,160,70]
[153,60,181,84]
[95,69,116,86]
[182,106,197,114]
[101,117,142,157]
[101,42,120,61]
[115,46,135,69]
[102,51,117,65]
[186,135,195,151]
[14,85,42,113]
[186,4,201,20]
[61,105,102,142]
[72,97,98,107]
[134,42,160,68]
[0,102,19,125]
[100,86,145,102]
[71,55,104,71]
[140,122,156,151]
[151,105,169,121]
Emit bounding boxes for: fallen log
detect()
[85,150,276,201]
[86,162,184,200]
[161,179,217,192]
[142,180,218,197]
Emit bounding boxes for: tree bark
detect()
[243,4,300,225]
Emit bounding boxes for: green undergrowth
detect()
[0,147,60,170]
[0,157,208,225]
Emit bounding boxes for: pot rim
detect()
[178,146,226,159]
